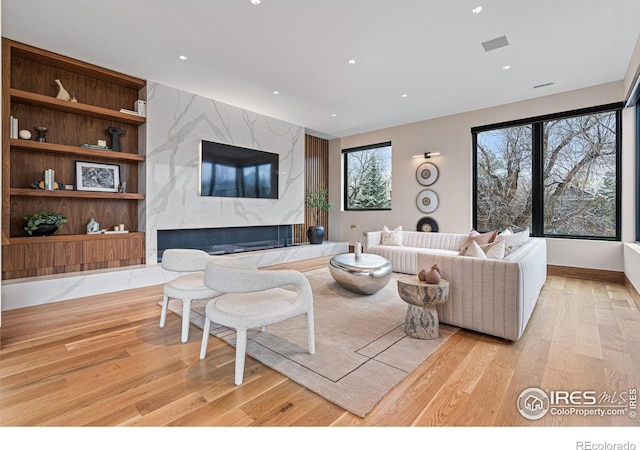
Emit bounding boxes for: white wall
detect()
[329,81,631,271]
[144,83,305,262]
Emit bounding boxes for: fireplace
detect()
[157,225,295,262]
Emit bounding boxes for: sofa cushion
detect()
[381,225,403,246]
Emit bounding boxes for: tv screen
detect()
[200,140,279,199]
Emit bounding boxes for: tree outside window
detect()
[343,142,392,210]
[474,105,620,240]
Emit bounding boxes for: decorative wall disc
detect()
[416,189,439,213]
[416,162,439,186]
[417,217,439,233]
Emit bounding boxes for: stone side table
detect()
[397,277,450,339]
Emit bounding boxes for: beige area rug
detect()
[166,267,457,418]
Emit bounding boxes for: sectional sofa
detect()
[363,230,547,341]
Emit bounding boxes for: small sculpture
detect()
[425,264,442,284]
[117,182,127,193]
[18,129,32,140]
[87,217,100,234]
[34,126,48,142]
[418,264,442,284]
[70,92,78,103]
[107,126,124,151]
[55,79,71,101]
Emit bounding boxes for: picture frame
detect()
[75,160,121,193]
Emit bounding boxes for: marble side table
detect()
[397,277,450,339]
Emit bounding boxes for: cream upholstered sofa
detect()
[362,230,547,341]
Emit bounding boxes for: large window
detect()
[343,142,392,210]
[473,104,622,240]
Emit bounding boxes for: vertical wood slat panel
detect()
[294,134,329,244]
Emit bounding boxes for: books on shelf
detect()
[9,116,18,139]
[80,143,111,150]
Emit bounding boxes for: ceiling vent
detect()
[481,35,509,52]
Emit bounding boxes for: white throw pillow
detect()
[381,225,403,246]
[483,239,506,260]
[495,227,530,254]
[459,240,488,259]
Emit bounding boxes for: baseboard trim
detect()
[625,276,640,310]
[547,265,625,284]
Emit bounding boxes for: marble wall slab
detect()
[144,82,306,262]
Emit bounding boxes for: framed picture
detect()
[75,161,121,193]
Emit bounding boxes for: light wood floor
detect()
[0,256,638,427]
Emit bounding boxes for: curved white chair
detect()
[200,259,315,385]
[159,249,220,343]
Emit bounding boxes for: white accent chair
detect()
[200,258,316,385]
[159,249,220,343]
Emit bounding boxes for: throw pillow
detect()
[482,239,506,260]
[460,240,488,259]
[381,225,403,246]
[494,227,530,254]
[461,229,497,248]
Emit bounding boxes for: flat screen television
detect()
[200,140,279,199]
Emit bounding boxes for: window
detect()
[343,142,392,210]
[473,104,622,240]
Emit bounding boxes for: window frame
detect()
[472,102,623,241]
[342,141,393,211]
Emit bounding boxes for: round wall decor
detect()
[417,217,439,233]
[416,189,439,213]
[416,162,439,186]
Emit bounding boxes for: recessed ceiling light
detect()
[178,55,188,61]
[273,90,279,95]
[348,59,356,65]
[502,65,511,70]
[250,0,261,5]
[401,94,408,98]
[472,6,483,14]
[331,113,337,117]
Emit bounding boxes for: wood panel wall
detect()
[293,134,330,244]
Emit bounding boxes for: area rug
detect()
[165,267,457,418]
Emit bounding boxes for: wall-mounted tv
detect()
[200,140,279,199]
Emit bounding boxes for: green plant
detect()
[305,186,333,225]
[23,211,67,235]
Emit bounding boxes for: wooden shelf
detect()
[10,188,144,200]
[9,139,145,162]
[10,41,145,90]
[10,89,146,125]
[7,231,144,245]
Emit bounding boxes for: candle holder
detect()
[34,126,48,142]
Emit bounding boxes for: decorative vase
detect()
[30,224,59,236]
[354,241,362,259]
[107,126,124,151]
[307,226,325,244]
[425,266,442,284]
[55,79,71,101]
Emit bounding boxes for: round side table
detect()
[396,277,450,339]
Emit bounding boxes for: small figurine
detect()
[34,126,48,142]
[55,79,71,101]
[87,217,100,234]
[107,126,124,151]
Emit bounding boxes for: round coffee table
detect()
[397,277,449,339]
[329,253,392,295]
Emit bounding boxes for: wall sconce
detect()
[412,152,441,159]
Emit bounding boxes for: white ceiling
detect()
[3,0,640,139]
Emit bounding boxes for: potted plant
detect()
[23,211,67,236]
[305,186,333,244]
